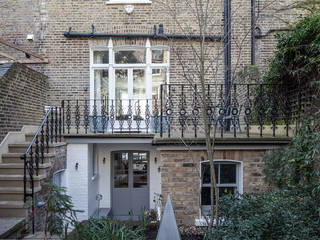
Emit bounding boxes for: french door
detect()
[113,68,147,130]
[112,151,149,219]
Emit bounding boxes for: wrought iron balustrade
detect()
[159,83,310,138]
[20,106,63,233]
[62,98,162,134]
[62,83,311,138]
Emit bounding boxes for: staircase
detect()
[0,133,55,218]
[0,106,64,236]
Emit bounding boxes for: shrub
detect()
[205,118,320,240]
[41,183,81,240]
[206,191,320,240]
[263,117,320,199]
[72,217,146,240]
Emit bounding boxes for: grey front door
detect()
[112,151,149,219]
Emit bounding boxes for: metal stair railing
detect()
[20,106,62,234]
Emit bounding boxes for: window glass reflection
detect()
[115,50,146,64]
[133,152,148,188]
[94,51,109,64]
[114,153,128,188]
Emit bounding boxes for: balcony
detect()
[60,83,310,140]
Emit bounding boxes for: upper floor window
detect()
[94,51,109,64]
[115,49,146,64]
[90,39,169,102]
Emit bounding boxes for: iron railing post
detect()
[62,100,65,134]
[160,85,163,137]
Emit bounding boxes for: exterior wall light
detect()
[75,162,79,170]
[103,157,106,164]
[124,5,134,14]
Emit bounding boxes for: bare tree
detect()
[155,0,293,232]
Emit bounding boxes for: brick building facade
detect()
[0,0,301,226]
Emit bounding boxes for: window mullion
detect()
[108,39,115,100]
[146,39,152,100]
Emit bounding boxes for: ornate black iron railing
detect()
[62,83,311,138]
[20,106,62,233]
[62,98,162,134]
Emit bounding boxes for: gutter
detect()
[63,25,223,41]
[255,28,290,39]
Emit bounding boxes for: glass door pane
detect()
[133,69,146,120]
[133,69,145,99]
[115,69,128,119]
[132,152,148,188]
[114,152,129,188]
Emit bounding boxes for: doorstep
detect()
[0,217,25,239]
[92,208,111,219]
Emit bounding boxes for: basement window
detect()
[200,161,242,217]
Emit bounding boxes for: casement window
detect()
[200,161,242,216]
[90,39,169,123]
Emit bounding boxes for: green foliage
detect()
[256,13,320,119]
[204,118,320,240]
[42,182,81,239]
[205,191,320,240]
[72,217,146,240]
[263,117,320,197]
[262,14,320,86]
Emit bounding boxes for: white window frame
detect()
[196,160,243,226]
[105,0,152,5]
[90,39,170,117]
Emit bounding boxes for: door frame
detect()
[110,150,150,218]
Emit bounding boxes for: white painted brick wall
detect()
[66,144,89,222]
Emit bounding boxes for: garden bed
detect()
[67,218,206,240]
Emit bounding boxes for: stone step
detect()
[0,201,27,218]
[0,163,51,175]
[2,152,55,163]
[8,142,65,154]
[0,186,41,201]
[0,217,25,239]
[25,133,63,143]
[0,174,45,188]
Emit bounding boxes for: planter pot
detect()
[89,115,109,133]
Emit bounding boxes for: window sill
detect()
[105,0,152,5]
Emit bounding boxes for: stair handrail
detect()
[20,105,62,234]
[23,107,53,156]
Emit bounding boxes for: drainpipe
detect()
[251,0,255,65]
[224,0,231,130]
[224,0,231,95]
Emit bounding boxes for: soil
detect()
[145,224,206,240]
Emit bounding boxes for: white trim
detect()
[108,39,115,100]
[65,138,153,144]
[196,159,243,225]
[200,159,243,194]
[106,0,152,4]
[146,39,152,100]
[89,39,170,132]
